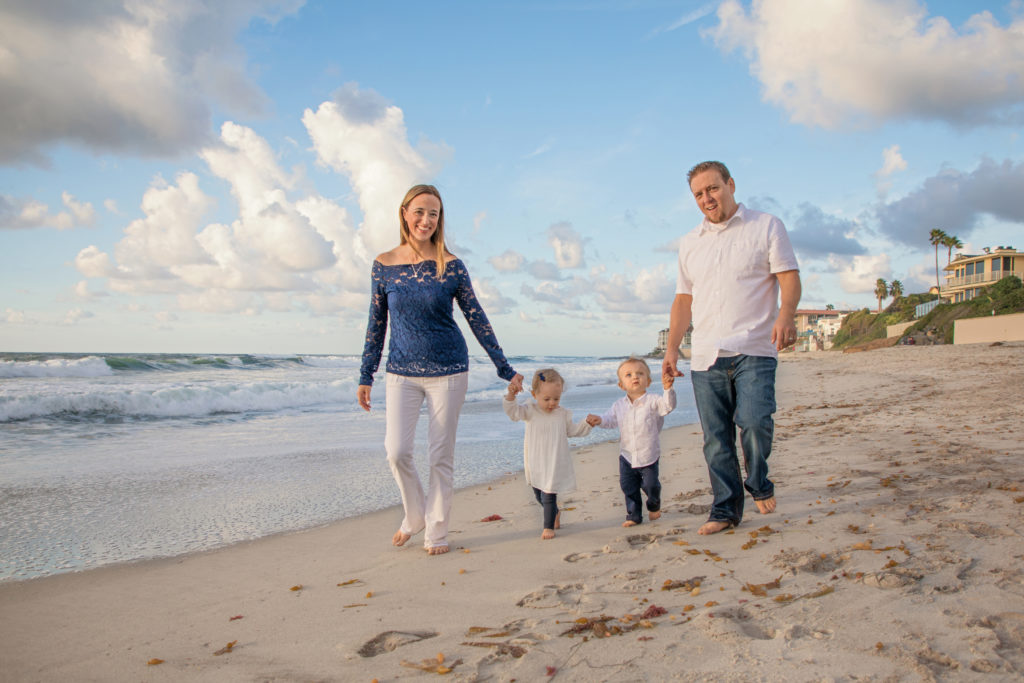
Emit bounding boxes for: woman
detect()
[357,184,523,555]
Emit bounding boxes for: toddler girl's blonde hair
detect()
[531,368,564,393]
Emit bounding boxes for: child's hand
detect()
[662,373,676,390]
[505,382,522,401]
[585,413,602,427]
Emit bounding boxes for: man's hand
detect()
[662,349,683,379]
[771,317,798,350]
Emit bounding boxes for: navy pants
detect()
[619,455,661,524]
[532,487,558,530]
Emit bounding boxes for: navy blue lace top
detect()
[359,258,517,386]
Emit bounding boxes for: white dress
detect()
[503,398,592,493]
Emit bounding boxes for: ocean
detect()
[0,352,696,581]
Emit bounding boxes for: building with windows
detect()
[942,246,1022,303]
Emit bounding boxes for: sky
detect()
[2,0,1024,357]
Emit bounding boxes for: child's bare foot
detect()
[649,510,661,521]
[754,497,776,514]
[698,520,733,535]
[622,520,638,527]
[392,530,411,546]
[541,529,555,539]
[554,511,561,529]
[425,544,449,555]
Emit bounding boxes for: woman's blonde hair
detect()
[399,184,449,278]
[531,368,564,393]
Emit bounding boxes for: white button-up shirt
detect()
[598,389,676,468]
[675,204,799,372]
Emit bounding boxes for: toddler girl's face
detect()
[532,381,563,413]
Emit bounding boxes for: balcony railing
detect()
[941,268,1024,293]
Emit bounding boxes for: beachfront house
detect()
[795,309,850,350]
[942,246,1022,303]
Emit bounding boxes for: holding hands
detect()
[506,376,524,401]
[585,414,602,427]
[662,372,675,390]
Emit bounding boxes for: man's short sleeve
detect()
[767,216,799,274]
[675,242,694,295]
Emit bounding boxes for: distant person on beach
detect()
[503,368,592,539]
[586,357,676,527]
[357,184,523,555]
[662,161,801,535]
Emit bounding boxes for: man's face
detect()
[689,169,738,224]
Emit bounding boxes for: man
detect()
[662,161,801,535]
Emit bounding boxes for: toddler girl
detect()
[503,368,592,539]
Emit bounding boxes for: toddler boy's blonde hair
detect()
[617,356,651,376]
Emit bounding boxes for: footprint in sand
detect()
[516,583,606,612]
[357,630,438,657]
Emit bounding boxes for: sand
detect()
[2,343,1023,682]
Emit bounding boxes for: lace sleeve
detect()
[453,263,516,381]
[358,261,388,386]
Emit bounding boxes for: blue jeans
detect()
[619,456,661,524]
[690,354,777,526]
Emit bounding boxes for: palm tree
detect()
[942,234,963,264]
[875,278,889,313]
[929,229,948,294]
[889,279,903,301]
[825,303,834,310]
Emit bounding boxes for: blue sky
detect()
[2,0,1023,356]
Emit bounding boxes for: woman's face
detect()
[402,193,441,249]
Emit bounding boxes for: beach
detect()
[2,342,1023,681]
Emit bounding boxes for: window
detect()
[965,263,975,276]
[993,258,1001,272]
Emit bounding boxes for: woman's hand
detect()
[357,385,372,412]
[509,373,524,393]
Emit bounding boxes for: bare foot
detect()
[649,510,662,521]
[698,520,733,535]
[554,511,561,529]
[392,530,411,547]
[541,529,555,539]
[426,545,449,555]
[622,520,638,527]
[755,497,776,514]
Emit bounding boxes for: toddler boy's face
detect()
[618,362,651,394]
[532,381,563,413]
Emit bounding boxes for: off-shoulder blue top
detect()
[359,258,517,386]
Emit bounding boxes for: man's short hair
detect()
[687,161,731,184]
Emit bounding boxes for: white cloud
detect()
[1,192,95,230]
[104,199,120,214]
[303,83,441,258]
[877,145,908,178]
[473,277,517,316]
[62,308,94,325]
[489,250,525,272]
[831,253,892,294]
[473,211,487,233]
[590,263,675,314]
[547,222,585,269]
[5,308,27,324]
[708,0,1024,128]
[0,0,303,164]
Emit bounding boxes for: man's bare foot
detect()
[392,530,411,547]
[541,529,555,539]
[426,545,449,555]
[698,520,733,535]
[622,520,638,527]
[649,510,662,521]
[754,497,776,514]
[554,511,561,529]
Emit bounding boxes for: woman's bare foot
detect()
[649,510,662,521]
[755,497,777,514]
[541,529,555,539]
[622,520,638,527]
[698,520,733,535]
[426,545,449,555]
[392,530,411,547]
[554,511,561,529]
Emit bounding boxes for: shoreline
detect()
[2,343,1023,681]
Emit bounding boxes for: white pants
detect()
[384,372,468,548]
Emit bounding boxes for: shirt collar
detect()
[699,202,747,235]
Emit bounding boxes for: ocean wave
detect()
[0,379,360,422]
[0,356,114,379]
